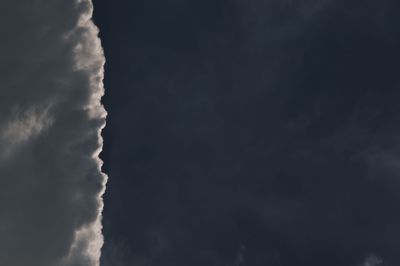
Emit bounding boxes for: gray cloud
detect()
[362,255,383,266]
[0,0,106,265]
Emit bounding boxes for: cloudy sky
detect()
[3,0,400,266]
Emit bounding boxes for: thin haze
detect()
[0,0,106,265]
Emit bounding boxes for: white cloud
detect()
[0,0,107,265]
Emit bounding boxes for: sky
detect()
[2,1,400,266]
[93,0,400,266]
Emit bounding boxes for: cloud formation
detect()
[0,0,106,265]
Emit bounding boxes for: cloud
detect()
[362,255,383,266]
[0,0,106,266]
[0,105,53,159]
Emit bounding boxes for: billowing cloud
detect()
[0,0,106,266]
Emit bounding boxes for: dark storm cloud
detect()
[94,0,400,265]
[0,1,106,265]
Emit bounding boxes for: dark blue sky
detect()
[93,1,400,265]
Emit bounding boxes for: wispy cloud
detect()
[362,255,383,266]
